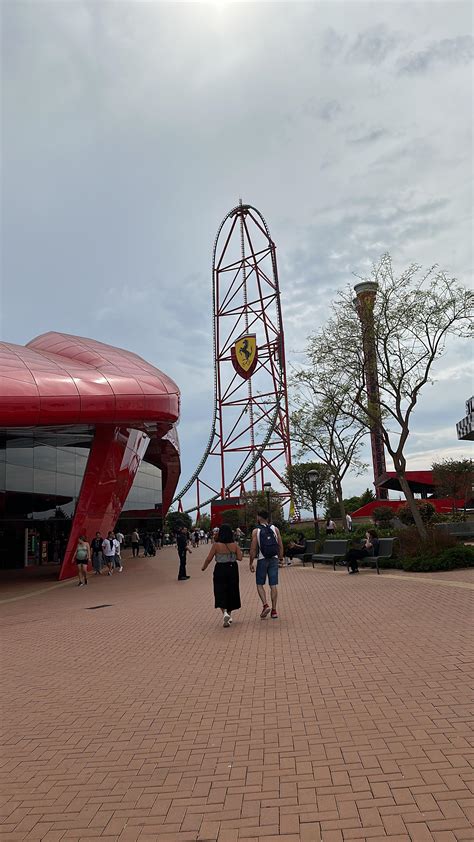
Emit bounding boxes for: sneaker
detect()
[271,609,278,619]
[78,582,84,587]
[118,567,123,572]
[260,604,270,619]
[77,582,83,587]
[223,611,231,627]
[107,570,112,576]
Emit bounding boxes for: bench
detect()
[434,522,474,540]
[311,540,349,569]
[299,540,317,566]
[357,537,396,575]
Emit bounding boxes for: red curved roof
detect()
[0,332,179,428]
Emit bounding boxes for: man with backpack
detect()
[249,510,284,619]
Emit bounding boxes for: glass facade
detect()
[0,427,162,569]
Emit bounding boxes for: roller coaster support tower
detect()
[173,202,293,517]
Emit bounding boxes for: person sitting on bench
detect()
[344,529,380,574]
[285,533,307,565]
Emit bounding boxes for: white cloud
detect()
[2,0,472,506]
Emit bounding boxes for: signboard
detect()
[231,334,258,380]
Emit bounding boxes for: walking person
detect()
[115,529,124,571]
[177,526,192,580]
[346,513,353,532]
[90,532,103,575]
[131,528,140,557]
[102,531,120,576]
[76,535,91,587]
[249,510,284,620]
[344,529,380,574]
[201,523,242,627]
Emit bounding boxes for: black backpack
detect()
[258,524,279,558]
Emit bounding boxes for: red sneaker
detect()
[271,609,278,619]
[260,603,270,619]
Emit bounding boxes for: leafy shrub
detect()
[398,501,437,525]
[436,545,474,567]
[372,544,474,572]
[394,526,456,559]
[402,545,474,572]
[372,506,395,526]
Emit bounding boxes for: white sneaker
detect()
[223,611,231,627]
[118,567,123,572]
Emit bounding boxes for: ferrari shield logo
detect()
[231,334,258,379]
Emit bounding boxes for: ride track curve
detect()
[172,202,292,517]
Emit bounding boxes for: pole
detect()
[354,281,388,500]
[312,496,319,540]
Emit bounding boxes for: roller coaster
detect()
[172,202,293,518]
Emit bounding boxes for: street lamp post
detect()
[306,470,320,541]
[263,482,272,523]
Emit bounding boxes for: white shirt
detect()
[116,532,124,544]
[102,538,120,557]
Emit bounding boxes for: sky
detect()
[2,0,473,512]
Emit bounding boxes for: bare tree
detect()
[306,254,473,538]
[290,378,368,528]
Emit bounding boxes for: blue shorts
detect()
[256,557,279,587]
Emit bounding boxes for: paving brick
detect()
[1,548,472,842]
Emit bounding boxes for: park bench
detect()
[299,540,317,566]
[311,540,349,569]
[358,537,396,575]
[434,522,474,540]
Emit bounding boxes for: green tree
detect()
[372,506,395,527]
[221,509,241,531]
[196,514,211,533]
[304,254,472,539]
[285,462,330,536]
[432,458,473,517]
[239,490,283,532]
[359,488,376,506]
[166,510,192,535]
[398,501,437,526]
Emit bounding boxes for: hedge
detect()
[361,544,474,572]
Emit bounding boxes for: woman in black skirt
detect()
[202,523,242,626]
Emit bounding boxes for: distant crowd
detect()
[74,518,380,623]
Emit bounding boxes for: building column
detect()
[59,426,149,580]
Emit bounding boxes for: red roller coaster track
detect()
[173,202,293,517]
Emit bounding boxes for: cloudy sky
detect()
[2,0,473,510]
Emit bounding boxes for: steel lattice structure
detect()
[173,202,292,516]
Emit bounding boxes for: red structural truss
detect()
[174,202,293,515]
[0,333,180,578]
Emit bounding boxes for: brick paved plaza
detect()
[1,545,473,841]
